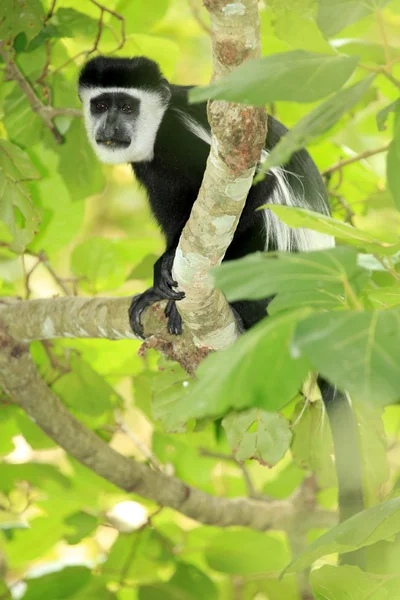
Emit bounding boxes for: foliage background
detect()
[2,0,400,598]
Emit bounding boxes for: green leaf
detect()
[317,0,391,38]
[206,530,290,575]
[5,516,64,566]
[115,0,169,34]
[64,511,99,545]
[354,402,389,506]
[52,8,99,38]
[4,85,44,147]
[104,529,172,584]
[58,120,105,202]
[333,40,400,66]
[215,246,366,301]
[70,238,131,292]
[268,206,400,255]
[368,285,400,308]
[387,104,400,211]
[190,52,358,105]
[53,356,121,420]
[291,400,336,487]
[377,98,400,131]
[139,563,218,600]
[312,565,400,599]
[0,463,69,494]
[21,566,91,600]
[222,409,292,465]
[284,496,400,574]
[293,308,400,405]
[0,0,45,45]
[259,76,374,170]
[151,362,190,432]
[163,310,311,429]
[0,140,41,252]
[16,412,56,450]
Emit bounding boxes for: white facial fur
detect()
[79,86,169,164]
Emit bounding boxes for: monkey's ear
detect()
[160,79,172,103]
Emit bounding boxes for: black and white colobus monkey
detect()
[78,56,364,534]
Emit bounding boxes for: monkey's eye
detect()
[95,102,108,112]
[121,103,134,113]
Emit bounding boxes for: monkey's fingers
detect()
[155,280,185,301]
[128,289,162,338]
[160,265,179,288]
[165,301,183,335]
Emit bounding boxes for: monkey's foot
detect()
[129,288,163,338]
[129,288,183,338]
[165,299,183,335]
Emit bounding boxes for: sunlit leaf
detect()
[259,76,374,170]
[293,308,400,404]
[0,0,45,45]
[206,530,290,575]
[312,565,400,599]
[21,566,91,600]
[268,206,400,255]
[139,563,218,600]
[215,246,366,301]
[387,104,400,211]
[163,310,311,430]
[0,140,41,252]
[190,52,358,105]
[58,120,105,202]
[317,0,391,38]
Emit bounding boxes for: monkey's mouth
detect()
[96,139,131,149]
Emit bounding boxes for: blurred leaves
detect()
[284,496,400,574]
[317,0,391,38]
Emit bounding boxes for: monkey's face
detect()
[80,88,169,164]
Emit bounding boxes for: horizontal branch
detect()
[0,296,209,374]
[0,328,336,532]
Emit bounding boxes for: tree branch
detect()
[171,0,267,350]
[0,327,336,532]
[321,143,391,176]
[0,297,209,374]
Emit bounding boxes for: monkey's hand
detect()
[129,250,185,338]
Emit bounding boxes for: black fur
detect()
[79,56,166,93]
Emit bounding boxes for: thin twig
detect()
[52,0,126,75]
[360,63,400,91]
[321,143,391,176]
[115,411,163,472]
[34,251,72,295]
[46,0,57,22]
[89,0,126,51]
[376,9,391,72]
[199,448,263,500]
[329,191,355,223]
[188,0,212,34]
[43,107,82,118]
[36,40,53,104]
